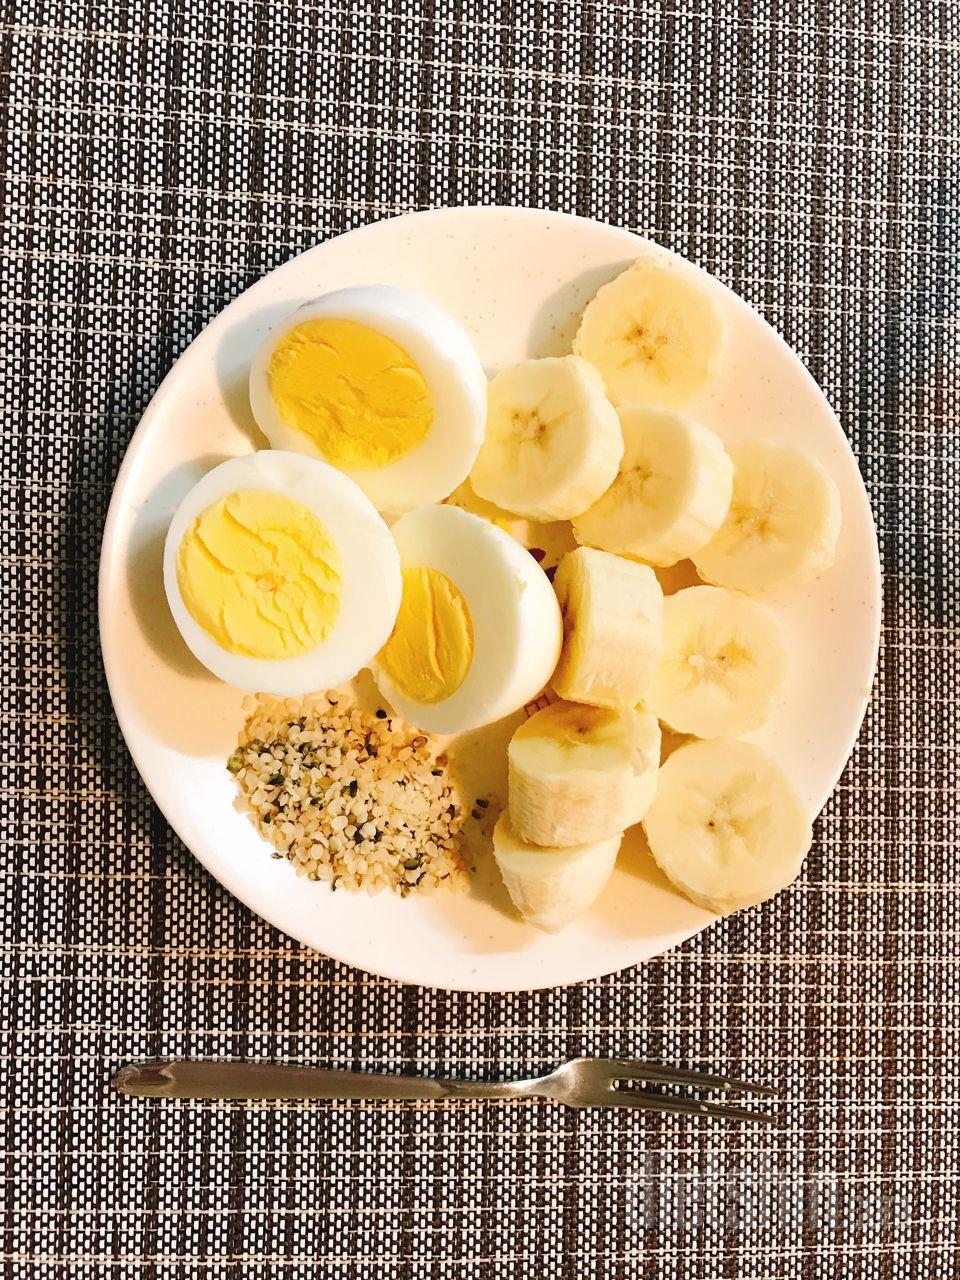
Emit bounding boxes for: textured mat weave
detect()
[2,1,958,1276]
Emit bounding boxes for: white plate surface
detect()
[99,207,881,991]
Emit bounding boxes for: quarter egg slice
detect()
[163,452,401,695]
[248,286,487,514]
[372,505,563,734]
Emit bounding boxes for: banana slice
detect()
[573,258,725,406]
[469,356,623,521]
[645,585,787,737]
[693,441,842,592]
[642,738,812,914]
[552,546,664,709]
[493,813,621,932]
[508,701,661,847]
[572,407,733,566]
[445,479,578,571]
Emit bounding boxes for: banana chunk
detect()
[646,585,787,737]
[642,738,812,914]
[552,546,664,709]
[508,701,661,847]
[572,406,733,566]
[493,813,621,932]
[573,258,725,406]
[470,356,623,521]
[693,441,842,592]
[445,479,578,571]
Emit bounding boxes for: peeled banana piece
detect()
[552,546,663,709]
[445,479,578,571]
[693,441,842,592]
[642,738,813,914]
[645,585,787,737]
[508,701,661,848]
[470,356,623,521]
[572,406,733,566]
[493,813,621,932]
[574,257,725,407]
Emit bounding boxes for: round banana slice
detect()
[552,546,664,709]
[508,701,661,848]
[642,738,813,915]
[470,355,623,521]
[493,813,622,933]
[572,406,733,566]
[693,441,842,592]
[573,258,725,406]
[645,585,787,737]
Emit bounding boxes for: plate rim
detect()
[98,204,882,991]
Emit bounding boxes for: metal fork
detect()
[112,1058,777,1123]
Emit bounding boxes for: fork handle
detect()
[112,1060,540,1102]
[436,1077,542,1101]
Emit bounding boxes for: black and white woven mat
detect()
[2,2,957,1276]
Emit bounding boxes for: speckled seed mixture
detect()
[229,693,470,895]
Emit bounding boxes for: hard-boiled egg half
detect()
[163,451,401,695]
[372,505,562,734]
[248,286,487,514]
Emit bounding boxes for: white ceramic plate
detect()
[99,207,881,991]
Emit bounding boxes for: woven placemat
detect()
[2,1,957,1276]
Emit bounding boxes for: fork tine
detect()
[601,1086,779,1125]
[603,1059,777,1097]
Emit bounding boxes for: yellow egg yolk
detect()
[267,318,434,469]
[176,489,341,659]
[379,567,474,704]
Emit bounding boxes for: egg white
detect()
[372,505,563,734]
[248,286,488,514]
[163,451,402,696]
